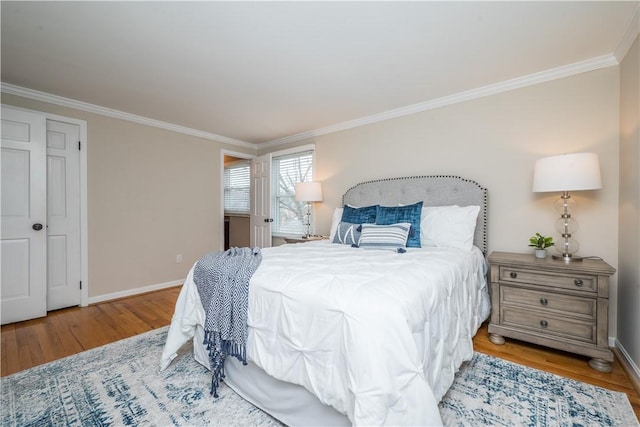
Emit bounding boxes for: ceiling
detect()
[1,1,638,146]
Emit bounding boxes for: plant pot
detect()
[535,249,547,259]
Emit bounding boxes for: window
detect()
[223,161,250,215]
[271,150,314,235]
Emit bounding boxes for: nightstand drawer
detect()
[501,307,596,343]
[501,286,596,320]
[499,266,597,293]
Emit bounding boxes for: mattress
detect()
[161,240,490,426]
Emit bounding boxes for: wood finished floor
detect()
[2,286,639,421]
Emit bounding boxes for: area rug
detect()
[439,353,638,426]
[2,327,637,427]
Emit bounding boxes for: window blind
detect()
[224,161,250,215]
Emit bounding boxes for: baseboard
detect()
[88,280,183,305]
[614,340,640,396]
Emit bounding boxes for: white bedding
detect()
[161,240,490,426]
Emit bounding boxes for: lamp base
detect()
[552,254,584,263]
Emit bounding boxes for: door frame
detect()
[220,149,255,251]
[5,105,89,307]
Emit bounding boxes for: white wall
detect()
[279,67,622,336]
[1,61,625,341]
[1,93,254,299]
[618,35,640,370]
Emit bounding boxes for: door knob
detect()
[32,223,43,231]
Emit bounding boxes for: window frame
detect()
[269,145,316,237]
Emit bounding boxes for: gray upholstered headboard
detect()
[342,175,488,254]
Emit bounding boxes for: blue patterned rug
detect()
[2,327,637,426]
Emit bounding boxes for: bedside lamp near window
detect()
[532,152,602,262]
[295,181,323,238]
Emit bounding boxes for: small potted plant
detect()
[528,233,554,259]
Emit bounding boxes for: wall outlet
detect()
[176,253,183,263]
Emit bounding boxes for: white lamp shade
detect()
[532,153,602,192]
[295,181,323,202]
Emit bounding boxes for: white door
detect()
[1,106,48,324]
[46,120,81,310]
[250,154,272,248]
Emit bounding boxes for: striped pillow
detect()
[357,223,411,251]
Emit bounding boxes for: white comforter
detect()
[161,241,490,426]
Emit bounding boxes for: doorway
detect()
[222,151,253,250]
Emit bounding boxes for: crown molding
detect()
[259,53,619,149]
[2,51,620,152]
[0,83,256,150]
[614,6,640,62]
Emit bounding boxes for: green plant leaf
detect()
[528,233,554,249]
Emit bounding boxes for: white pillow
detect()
[328,207,344,241]
[420,205,480,251]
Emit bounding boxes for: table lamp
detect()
[294,181,323,238]
[532,153,602,262]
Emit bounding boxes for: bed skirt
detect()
[194,326,351,426]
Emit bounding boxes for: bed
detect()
[160,175,490,426]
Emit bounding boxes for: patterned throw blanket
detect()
[193,247,262,397]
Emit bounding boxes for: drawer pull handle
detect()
[510,272,517,279]
[539,298,548,306]
[574,279,583,287]
[540,320,548,328]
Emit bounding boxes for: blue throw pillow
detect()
[341,204,378,224]
[376,201,423,248]
[332,222,361,245]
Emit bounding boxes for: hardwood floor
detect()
[1,286,180,377]
[2,286,639,421]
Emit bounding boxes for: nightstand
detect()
[283,236,328,244]
[487,251,616,372]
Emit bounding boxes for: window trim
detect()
[267,144,316,159]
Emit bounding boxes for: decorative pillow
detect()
[357,223,412,251]
[375,201,423,248]
[332,222,361,245]
[329,208,344,241]
[341,204,378,224]
[420,205,480,251]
